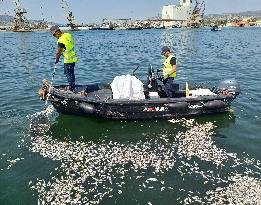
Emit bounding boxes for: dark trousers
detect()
[64,63,76,91]
[163,77,174,98]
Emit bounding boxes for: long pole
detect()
[44,65,56,108]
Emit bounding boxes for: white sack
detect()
[111,74,145,100]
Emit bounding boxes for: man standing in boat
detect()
[160,46,177,98]
[50,25,78,91]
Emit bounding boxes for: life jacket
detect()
[57,33,78,64]
[163,54,176,79]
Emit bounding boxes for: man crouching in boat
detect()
[160,46,177,98]
[50,25,78,92]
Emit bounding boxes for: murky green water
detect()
[0,27,260,204]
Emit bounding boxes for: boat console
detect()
[146,64,187,99]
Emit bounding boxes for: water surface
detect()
[0,27,260,204]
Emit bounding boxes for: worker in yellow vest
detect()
[160,46,177,98]
[50,25,78,91]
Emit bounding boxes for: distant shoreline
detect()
[1,25,261,33]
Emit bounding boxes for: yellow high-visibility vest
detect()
[57,33,78,64]
[163,54,176,79]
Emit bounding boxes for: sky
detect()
[1,0,261,23]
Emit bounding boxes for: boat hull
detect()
[43,76,240,120]
[49,89,234,120]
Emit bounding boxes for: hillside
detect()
[0,15,14,26]
[226,10,261,17]
[206,10,261,18]
[0,15,58,27]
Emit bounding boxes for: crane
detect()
[60,0,78,30]
[2,0,47,31]
[11,0,31,31]
[189,0,205,28]
[200,0,206,25]
[200,0,206,19]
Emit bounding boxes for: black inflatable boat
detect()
[44,67,240,120]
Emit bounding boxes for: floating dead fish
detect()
[26,118,261,204]
[29,105,54,132]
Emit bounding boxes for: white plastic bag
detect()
[111,75,145,100]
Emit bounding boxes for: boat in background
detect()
[211,25,222,31]
[88,24,100,30]
[99,23,114,30]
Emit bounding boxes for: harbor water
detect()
[0,27,260,204]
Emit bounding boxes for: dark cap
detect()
[161,46,170,55]
[50,25,60,35]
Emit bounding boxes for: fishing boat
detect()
[40,67,240,120]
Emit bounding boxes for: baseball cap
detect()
[161,46,170,55]
[50,25,60,35]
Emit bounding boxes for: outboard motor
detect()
[147,64,158,92]
[147,64,160,99]
[217,79,241,96]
